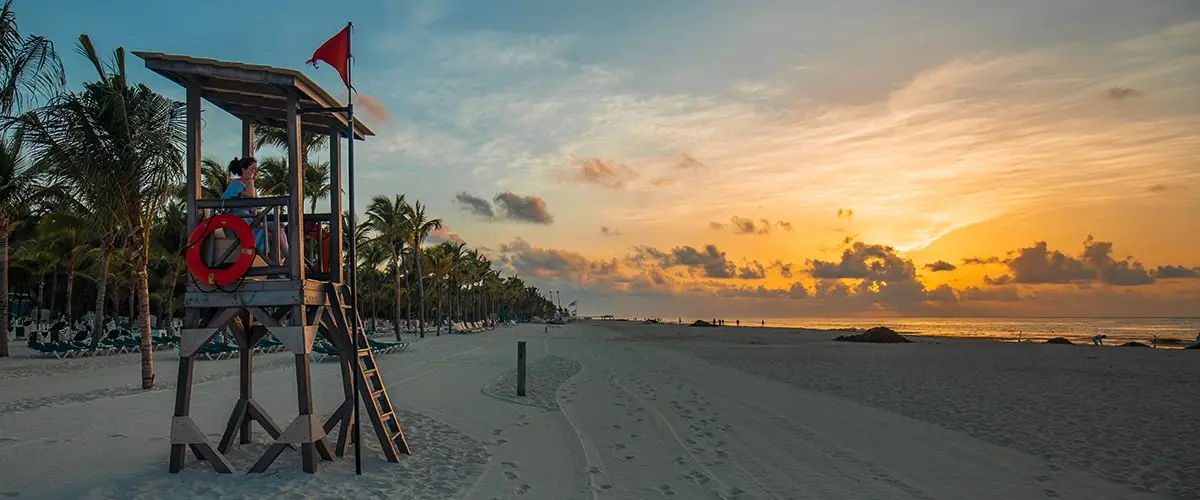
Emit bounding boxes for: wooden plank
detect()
[216,101,359,138]
[217,399,249,453]
[168,356,195,473]
[183,289,304,308]
[287,93,305,280]
[195,195,289,209]
[185,81,202,233]
[143,56,296,87]
[241,120,254,158]
[295,347,318,473]
[328,131,344,283]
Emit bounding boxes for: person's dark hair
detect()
[228,157,257,176]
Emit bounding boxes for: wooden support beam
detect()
[143,56,296,87]
[185,81,202,233]
[329,131,343,283]
[287,93,305,280]
[241,120,254,159]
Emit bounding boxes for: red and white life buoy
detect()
[185,214,257,287]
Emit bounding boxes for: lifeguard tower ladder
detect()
[134,52,410,474]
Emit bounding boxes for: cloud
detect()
[425,225,465,245]
[600,226,622,236]
[808,241,916,283]
[356,93,391,125]
[969,236,1197,287]
[963,256,1002,265]
[1106,87,1140,101]
[769,260,795,278]
[677,153,708,170]
[668,245,736,278]
[710,216,773,235]
[1146,184,1168,193]
[559,157,638,188]
[924,260,957,272]
[493,192,555,224]
[775,221,793,232]
[1155,265,1200,279]
[836,209,854,220]
[961,286,1021,302]
[735,260,767,280]
[454,192,495,218]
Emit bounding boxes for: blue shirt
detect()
[221,180,253,218]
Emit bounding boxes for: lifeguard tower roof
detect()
[133,51,373,140]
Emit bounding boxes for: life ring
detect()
[185,214,257,287]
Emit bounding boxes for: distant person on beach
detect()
[1092,334,1107,346]
[736,319,740,327]
[761,320,765,326]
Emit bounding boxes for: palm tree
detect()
[40,211,93,326]
[0,135,59,356]
[199,157,230,199]
[363,195,409,340]
[18,35,185,388]
[254,156,288,196]
[424,245,452,335]
[153,198,187,335]
[403,200,442,337]
[253,126,327,169]
[303,161,330,212]
[0,0,65,357]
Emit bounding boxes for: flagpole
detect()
[343,20,363,476]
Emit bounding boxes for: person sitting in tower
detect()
[222,157,289,261]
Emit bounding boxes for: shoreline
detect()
[591,318,1199,348]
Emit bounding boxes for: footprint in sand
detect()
[673,456,686,465]
[495,439,508,445]
[0,438,17,443]
[612,424,622,430]
[623,455,637,461]
[613,443,627,451]
[658,484,676,496]
[503,471,519,480]
[517,484,532,494]
[630,434,641,439]
[108,434,127,439]
[492,429,503,436]
[1,492,18,498]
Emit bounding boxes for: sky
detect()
[17,0,1200,318]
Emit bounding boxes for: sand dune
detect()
[0,322,1182,499]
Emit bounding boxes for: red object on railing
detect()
[305,221,331,273]
[185,214,257,287]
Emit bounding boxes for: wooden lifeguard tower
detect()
[134,52,410,474]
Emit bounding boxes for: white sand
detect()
[0,322,1182,499]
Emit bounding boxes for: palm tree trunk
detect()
[136,265,155,389]
[49,269,58,320]
[165,266,179,335]
[91,233,113,346]
[36,277,44,322]
[416,248,426,338]
[436,278,444,335]
[392,261,403,341]
[132,223,155,390]
[404,257,413,330]
[65,269,76,325]
[0,231,10,357]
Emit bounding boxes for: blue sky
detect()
[16,0,1200,317]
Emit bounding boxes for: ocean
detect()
[642,317,1200,345]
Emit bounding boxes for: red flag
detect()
[307,25,351,88]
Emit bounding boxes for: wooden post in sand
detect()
[517,341,527,396]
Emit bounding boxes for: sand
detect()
[0,322,1187,499]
